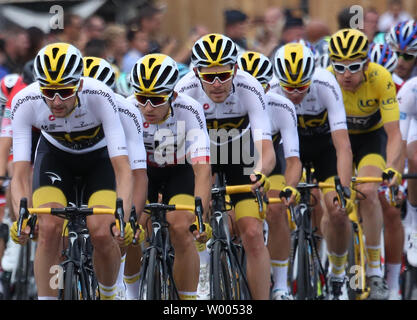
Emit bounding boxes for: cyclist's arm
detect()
[0,137,11,186]
[331,129,353,187]
[132,168,147,216]
[192,162,212,219]
[284,156,302,188]
[110,155,133,220]
[253,139,276,176]
[10,161,31,219]
[384,120,404,172]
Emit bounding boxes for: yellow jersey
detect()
[328,62,399,134]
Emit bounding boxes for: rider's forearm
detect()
[10,161,31,219]
[193,163,212,220]
[284,156,302,188]
[0,138,11,181]
[112,155,133,219]
[386,129,404,172]
[132,169,148,217]
[336,146,353,188]
[254,140,276,176]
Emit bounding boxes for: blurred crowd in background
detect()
[0,0,415,84]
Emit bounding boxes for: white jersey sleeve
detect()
[397,77,417,142]
[81,79,128,158]
[314,68,347,133]
[10,88,36,162]
[116,94,147,170]
[266,92,299,158]
[173,94,211,164]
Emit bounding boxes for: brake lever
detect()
[334,176,346,209]
[115,198,124,238]
[17,198,29,237]
[129,206,138,245]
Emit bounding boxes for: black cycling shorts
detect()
[349,127,387,169]
[32,135,116,205]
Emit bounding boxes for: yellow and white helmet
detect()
[130,54,179,95]
[191,33,238,68]
[34,42,83,86]
[329,29,369,61]
[237,51,273,85]
[83,56,116,89]
[274,43,315,86]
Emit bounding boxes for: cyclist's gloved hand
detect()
[190,221,212,243]
[279,186,300,206]
[382,167,402,187]
[250,171,271,193]
[335,186,355,214]
[10,220,30,245]
[111,221,133,247]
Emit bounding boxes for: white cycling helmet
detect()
[368,43,398,73]
[34,42,83,86]
[237,51,273,85]
[191,33,238,68]
[274,43,315,86]
[83,56,116,89]
[130,53,179,95]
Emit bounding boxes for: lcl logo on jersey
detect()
[357,99,378,112]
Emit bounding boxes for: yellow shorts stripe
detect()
[235,198,266,222]
[357,153,386,171]
[269,174,286,191]
[88,190,117,209]
[168,194,195,207]
[32,186,67,208]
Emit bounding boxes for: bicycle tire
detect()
[211,241,234,300]
[63,262,81,300]
[145,247,162,300]
[14,241,30,300]
[296,228,310,300]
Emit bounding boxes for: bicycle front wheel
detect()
[62,262,82,300]
[145,247,162,300]
[211,241,235,300]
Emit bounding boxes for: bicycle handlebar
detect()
[17,197,125,239]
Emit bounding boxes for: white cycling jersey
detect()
[266,91,299,158]
[175,69,271,146]
[270,68,348,136]
[11,77,128,162]
[115,93,147,170]
[127,93,211,167]
[398,76,417,143]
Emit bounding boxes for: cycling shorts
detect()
[349,127,387,171]
[147,164,195,206]
[32,135,116,208]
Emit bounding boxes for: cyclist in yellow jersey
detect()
[328,29,404,300]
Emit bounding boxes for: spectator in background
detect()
[224,9,249,54]
[84,15,106,41]
[378,0,412,33]
[122,26,149,74]
[57,13,85,50]
[84,39,106,58]
[269,12,305,60]
[337,7,357,29]
[136,4,176,56]
[174,24,209,65]
[25,27,45,61]
[0,26,29,75]
[362,7,381,42]
[305,20,330,44]
[254,7,284,57]
[103,24,128,69]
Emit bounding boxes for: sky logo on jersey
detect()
[45,171,62,184]
[400,112,407,120]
